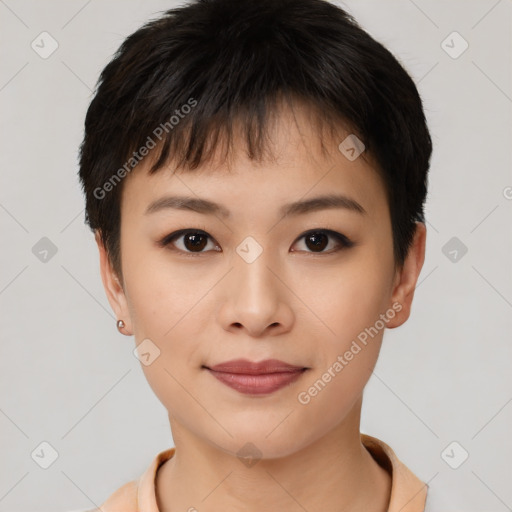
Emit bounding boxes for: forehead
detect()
[119,102,388,222]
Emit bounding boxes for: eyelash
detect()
[157,227,354,257]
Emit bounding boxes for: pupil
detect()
[306,232,327,252]
[185,233,207,251]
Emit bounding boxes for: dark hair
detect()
[78,0,432,284]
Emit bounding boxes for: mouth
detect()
[204,358,308,374]
[202,359,309,395]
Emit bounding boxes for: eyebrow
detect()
[144,193,367,218]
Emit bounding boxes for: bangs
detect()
[140,93,362,175]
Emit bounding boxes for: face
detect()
[97,103,426,459]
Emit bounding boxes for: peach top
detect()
[98,433,428,511]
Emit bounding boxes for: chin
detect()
[211,427,312,462]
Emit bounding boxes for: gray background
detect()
[0,0,511,510]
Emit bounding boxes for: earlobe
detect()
[95,231,133,335]
[386,222,427,329]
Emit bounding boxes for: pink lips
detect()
[205,358,308,395]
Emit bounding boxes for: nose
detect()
[216,248,294,338]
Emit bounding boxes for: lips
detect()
[206,358,307,374]
[204,359,308,395]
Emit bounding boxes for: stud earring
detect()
[116,319,126,334]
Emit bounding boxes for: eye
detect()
[291,229,354,254]
[158,229,220,255]
[158,228,353,256]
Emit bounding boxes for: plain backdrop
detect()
[0,0,511,510]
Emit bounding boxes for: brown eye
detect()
[292,229,353,254]
[159,229,220,254]
[159,228,353,256]
[182,232,208,252]
[304,232,329,252]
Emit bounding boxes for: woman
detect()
[78,0,433,509]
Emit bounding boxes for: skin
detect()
[96,101,426,512]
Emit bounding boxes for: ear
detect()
[386,222,427,329]
[95,230,133,335]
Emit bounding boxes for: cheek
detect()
[122,251,211,384]
[124,264,205,415]
[294,343,377,443]
[297,252,392,344]
[293,249,391,397]
[123,247,207,337]
[295,271,390,428]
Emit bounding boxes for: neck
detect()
[156,399,391,512]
